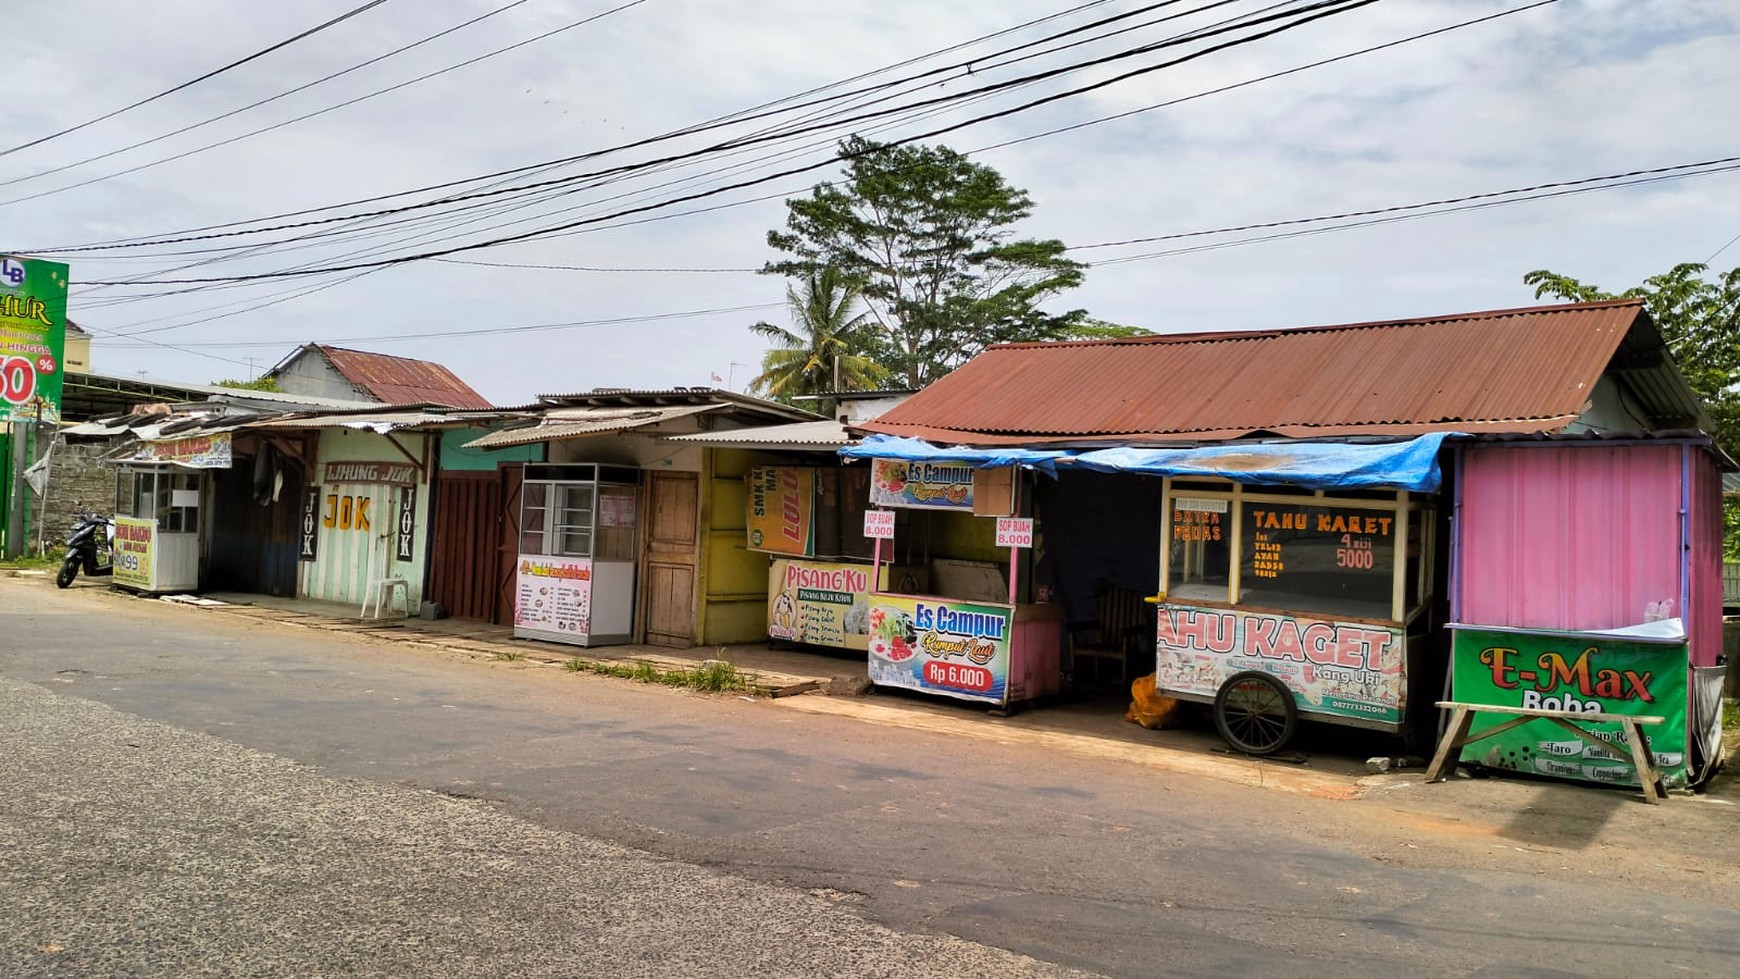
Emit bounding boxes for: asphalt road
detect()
[4,578,1739,977]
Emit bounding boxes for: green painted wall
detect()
[699,447,782,645]
[926,508,1003,563]
[439,428,543,471]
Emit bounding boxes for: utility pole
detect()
[5,415,26,559]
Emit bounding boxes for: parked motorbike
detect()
[56,511,115,588]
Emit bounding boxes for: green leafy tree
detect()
[749,267,889,404]
[1059,318,1155,341]
[1525,262,1740,555]
[765,136,1086,387]
[211,376,280,392]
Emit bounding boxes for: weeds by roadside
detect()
[564,656,758,693]
[492,650,525,662]
[1,553,61,571]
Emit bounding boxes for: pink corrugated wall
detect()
[1458,444,1684,635]
[1688,447,1724,668]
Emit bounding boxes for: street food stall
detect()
[112,432,235,595]
[512,463,640,646]
[852,455,1063,711]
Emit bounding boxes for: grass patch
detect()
[492,650,525,662]
[1,553,62,571]
[1724,699,1739,732]
[564,656,758,693]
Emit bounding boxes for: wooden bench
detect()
[1425,701,1669,804]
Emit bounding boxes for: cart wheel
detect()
[1214,671,1298,756]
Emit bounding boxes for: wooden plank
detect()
[1621,718,1666,804]
[1425,705,1473,782]
[1436,701,1665,724]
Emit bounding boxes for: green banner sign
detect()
[0,256,71,424]
[1450,626,1689,789]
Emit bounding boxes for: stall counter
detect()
[865,593,1061,708]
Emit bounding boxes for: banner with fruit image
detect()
[866,595,1012,705]
[1450,626,1689,789]
[767,559,883,650]
[869,459,974,511]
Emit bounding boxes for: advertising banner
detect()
[113,517,155,590]
[866,594,1012,705]
[767,559,884,649]
[1451,626,1689,789]
[1154,603,1405,725]
[869,459,974,511]
[0,256,70,424]
[515,554,593,636]
[127,432,233,468]
[746,466,815,556]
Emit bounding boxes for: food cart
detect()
[512,463,639,646]
[111,432,234,595]
[748,463,925,652]
[857,457,1062,712]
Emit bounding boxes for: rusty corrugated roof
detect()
[856,300,1679,446]
[314,345,492,409]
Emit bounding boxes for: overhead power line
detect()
[68,0,1384,284]
[0,0,651,209]
[0,0,539,191]
[1,0,395,159]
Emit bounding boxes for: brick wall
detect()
[34,441,118,551]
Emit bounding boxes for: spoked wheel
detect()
[1213,671,1298,756]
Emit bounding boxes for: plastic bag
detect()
[1124,673,1180,730]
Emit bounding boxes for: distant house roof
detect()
[858,300,1710,446]
[270,344,493,409]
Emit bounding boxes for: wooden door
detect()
[641,471,699,647]
[427,471,501,620]
[492,463,525,625]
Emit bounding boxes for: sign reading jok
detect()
[0,256,70,424]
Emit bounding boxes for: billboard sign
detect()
[0,256,70,424]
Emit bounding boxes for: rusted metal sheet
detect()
[1458,442,1684,635]
[318,345,493,409]
[427,471,502,621]
[860,301,1650,445]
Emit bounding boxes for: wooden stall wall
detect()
[699,448,778,645]
[426,472,501,620]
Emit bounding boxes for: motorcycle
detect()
[56,511,115,588]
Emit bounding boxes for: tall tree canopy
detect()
[748,266,889,405]
[764,136,1086,387]
[1526,262,1740,553]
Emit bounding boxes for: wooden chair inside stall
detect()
[1070,585,1151,686]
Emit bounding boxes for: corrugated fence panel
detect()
[1689,447,1725,667]
[427,473,501,620]
[1459,444,1683,632]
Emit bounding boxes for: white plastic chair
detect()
[360,527,410,619]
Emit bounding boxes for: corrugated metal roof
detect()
[861,300,1681,446]
[311,345,493,409]
[464,403,723,449]
[665,419,851,450]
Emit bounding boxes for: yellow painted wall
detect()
[925,508,1004,563]
[696,448,781,645]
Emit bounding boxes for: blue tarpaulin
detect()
[838,435,1075,475]
[1071,432,1456,492]
[841,432,1456,492]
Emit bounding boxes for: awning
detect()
[464,403,722,450]
[839,432,1456,492]
[839,435,1075,474]
[666,419,852,451]
[1072,433,1456,492]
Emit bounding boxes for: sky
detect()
[4,0,1737,406]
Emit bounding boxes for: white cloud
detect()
[3,0,1737,402]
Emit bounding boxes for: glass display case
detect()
[112,466,203,593]
[513,463,640,646]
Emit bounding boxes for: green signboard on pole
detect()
[1450,625,1689,789]
[0,255,71,424]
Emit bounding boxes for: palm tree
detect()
[749,267,888,402]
